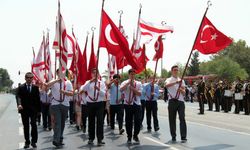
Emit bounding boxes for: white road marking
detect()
[158,115,250,136]
[144,136,180,150]
[19,126,23,136]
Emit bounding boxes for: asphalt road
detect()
[0,94,249,150]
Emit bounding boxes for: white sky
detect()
[0,0,249,87]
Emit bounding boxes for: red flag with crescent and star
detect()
[193,16,232,54]
[153,35,163,61]
[99,10,142,72]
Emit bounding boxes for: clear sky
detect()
[0,0,249,87]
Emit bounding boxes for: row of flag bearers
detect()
[22,68,162,148]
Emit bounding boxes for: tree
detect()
[161,68,171,78]
[188,51,200,76]
[0,68,13,92]
[200,57,248,82]
[214,39,250,76]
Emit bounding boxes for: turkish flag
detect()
[134,44,149,73]
[193,16,232,54]
[100,10,141,72]
[153,35,164,61]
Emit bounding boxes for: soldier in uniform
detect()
[214,81,223,112]
[234,77,244,114]
[197,77,205,114]
[205,82,213,111]
[223,80,233,113]
[244,80,250,115]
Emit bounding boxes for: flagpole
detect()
[58,0,63,101]
[43,31,47,82]
[54,20,57,79]
[161,21,166,78]
[118,10,123,75]
[134,4,142,52]
[93,0,105,100]
[174,0,212,99]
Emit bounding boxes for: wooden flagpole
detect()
[175,1,211,99]
[58,0,63,101]
[93,0,105,100]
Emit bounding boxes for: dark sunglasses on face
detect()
[26,76,33,79]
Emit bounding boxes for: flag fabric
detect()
[99,10,141,72]
[107,54,117,80]
[52,14,68,78]
[32,37,46,83]
[44,33,53,81]
[55,34,74,58]
[87,33,97,80]
[134,44,149,73]
[69,31,86,86]
[136,19,173,48]
[81,35,88,84]
[193,16,232,54]
[153,35,164,61]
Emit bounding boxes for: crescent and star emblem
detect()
[105,24,118,45]
[200,25,218,44]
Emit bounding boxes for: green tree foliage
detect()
[200,57,248,82]
[214,39,250,76]
[161,68,171,78]
[0,68,13,91]
[188,51,200,76]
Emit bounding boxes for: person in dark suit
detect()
[16,72,41,149]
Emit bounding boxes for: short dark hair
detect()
[25,72,33,78]
[113,74,120,79]
[128,68,135,74]
[171,65,178,71]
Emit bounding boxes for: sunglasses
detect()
[26,76,33,79]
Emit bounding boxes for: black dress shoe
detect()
[155,127,160,132]
[52,141,62,147]
[31,143,37,148]
[172,137,176,142]
[88,140,94,145]
[97,140,105,146]
[23,144,29,149]
[181,138,187,143]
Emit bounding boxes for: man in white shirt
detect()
[120,68,142,144]
[44,69,73,148]
[79,68,106,146]
[165,65,187,143]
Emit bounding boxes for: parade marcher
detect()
[223,80,233,113]
[16,72,41,149]
[214,81,223,112]
[234,77,244,114]
[244,80,250,115]
[165,65,187,143]
[144,76,160,132]
[120,68,142,144]
[206,82,214,111]
[79,86,88,133]
[79,68,106,146]
[140,78,147,129]
[103,81,110,127]
[40,83,52,131]
[107,74,125,134]
[190,85,196,103]
[163,86,169,102]
[197,77,205,114]
[74,87,82,131]
[44,69,73,148]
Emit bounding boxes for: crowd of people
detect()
[182,77,250,115]
[19,66,244,149]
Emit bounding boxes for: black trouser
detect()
[223,96,231,112]
[140,100,146,126]
[87,102,104,141]
[81,104,88,129]
[69,101,75,123]
[198,94,205,114]
[215,97,221,112]
[168,100,187,139]
[234,99,240,114]
[110,105,124,130]
[20,110,38,144]
[145,101,159,130]
[41,103,51,128]
[190,93,194,103]
[103,101,110,125]
[207,97,213,111]
[124,104,141,139]
[244,95,250,115]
